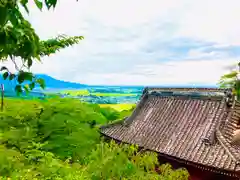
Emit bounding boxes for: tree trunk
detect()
[1,84,4,111]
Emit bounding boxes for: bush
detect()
[0,98,189,179]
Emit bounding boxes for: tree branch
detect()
[10,56,19,71]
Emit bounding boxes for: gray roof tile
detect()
[100,87,240,176]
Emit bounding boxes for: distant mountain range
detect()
[0,73,218,92]
[0,74,87,91]
[36,74,87,89]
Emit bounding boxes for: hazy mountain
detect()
[0,74,87,91]
[35,74,87,89]
[0,73,217,92]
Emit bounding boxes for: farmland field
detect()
[58,87,143,104]
[61,89,138,97]
[3,86,143,105]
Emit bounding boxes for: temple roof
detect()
[100,87,240,177]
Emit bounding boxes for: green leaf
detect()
[9,10,18,26]
[17,71,33,84]
[0,31,6,47]
[45,0,57,9]
[20,0,28,5]
[17,73,25,84]
[221,71,238,79]
[20,0,29,13]
[27,59,33,68]
[9,73,16,80]
[29,82,35,90]
[34,0,43,10]
[22,5,29,13]
[15,85,22,95]
[2,72,8,80]
[24,72,34,81]
[36,78,45,89]
[0,6,8,27]
[23,85,29,94]
[35,55,41,61]
[0,66,8,71]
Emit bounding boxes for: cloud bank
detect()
[3,0,240,85]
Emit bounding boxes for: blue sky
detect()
[3,0,240,85]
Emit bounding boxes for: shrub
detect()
[0,98,189,179]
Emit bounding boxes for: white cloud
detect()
[2,56,237,86]
[72,59,238,85]
[176,0,240,45]
[2,0,240,86]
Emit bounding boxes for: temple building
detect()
[100,87,240,179]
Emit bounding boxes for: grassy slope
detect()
[0,97,189,179]
[99,104,136,111]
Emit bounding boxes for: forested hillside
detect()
[0,98,189,179]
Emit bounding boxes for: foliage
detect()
[0,98,189,179]
[0,34,83,94]
[0,0,82,94]
[219,71,238,88]
[39,35,84,56]
[219,62,240,99]
[84,142,188,180]
[20,0,79,11]
[99,104,136,111]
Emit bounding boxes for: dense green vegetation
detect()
[0,98,189,179]
[219,62,240,99]
[99,104,136,112]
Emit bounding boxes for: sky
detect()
[3,0,240,86]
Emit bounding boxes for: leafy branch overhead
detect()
[0,0,82,94]
[219,62,240,99]
[219,71,238,87]
[20,0,79,12]
[0,35,83,94]
[39,35,84,56]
